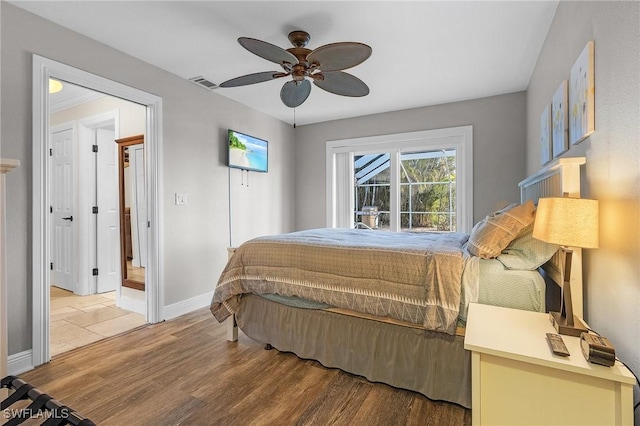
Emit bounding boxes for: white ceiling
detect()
[13,1,558,126]
[49,80,106,113]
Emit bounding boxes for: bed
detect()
[210,157,586,409]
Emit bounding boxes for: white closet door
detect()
[50,128,76,292]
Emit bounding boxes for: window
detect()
[326,126,472,233]
[354,153,391,229]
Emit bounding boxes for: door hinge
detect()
[50,206,53,213]
[50,262,53,271]
[92,206,99,214]
[92,145,98,153]
[92,268,99,276]
[148,221,151,228]
[49,148,53,156]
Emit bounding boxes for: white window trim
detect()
[326,126,473,232]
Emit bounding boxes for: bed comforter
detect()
[211,228,478,334]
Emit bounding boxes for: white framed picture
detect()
[540,104,552,165]
[569,41,595,145]
[552,80,568,157]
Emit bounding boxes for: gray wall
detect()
[526,1,640,416]
[294,92,527,231]
[1,3,296,354]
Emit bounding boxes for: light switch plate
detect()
[175,193,187,205]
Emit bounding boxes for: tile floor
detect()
[50,286,147,357]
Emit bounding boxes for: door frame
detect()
[32,55,164,366]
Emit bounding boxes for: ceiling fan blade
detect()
[307,42,372,72]
[313,71,369,97]
[280,79,311,108]
[238,37,299,66]
[219,71,286,88]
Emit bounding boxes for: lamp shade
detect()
[533,197,599,248]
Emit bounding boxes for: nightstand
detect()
[464,303,635,425]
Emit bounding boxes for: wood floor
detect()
[20,308,471,425]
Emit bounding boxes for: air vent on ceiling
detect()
[189,76,218,90]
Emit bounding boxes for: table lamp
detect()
[533,196,599,336]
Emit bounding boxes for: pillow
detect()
[497,221,559,270]
[467,200,535,259]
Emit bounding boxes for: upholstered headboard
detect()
[518,157,586,317]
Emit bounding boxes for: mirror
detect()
[116,135,146,291]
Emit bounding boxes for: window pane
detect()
[400,150,456,232]
[353,154,389,229]
[353,149,457,232]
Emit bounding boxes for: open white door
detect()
[50,128,76,292]
[96,128,120,293]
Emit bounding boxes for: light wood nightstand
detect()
[464,303,635,425]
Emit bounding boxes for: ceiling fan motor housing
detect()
[288,30,311,48]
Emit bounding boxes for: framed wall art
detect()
[540,104,552,165]
[569,40,595,145]
[552,80,568,157]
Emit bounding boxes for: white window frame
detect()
[326,126,473,232]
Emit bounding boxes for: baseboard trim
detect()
[118,296,146,316]
[8,350,34,375]
[164,291,213,320]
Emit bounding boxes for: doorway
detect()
[50,110,124,296]
[48,84,148,357]
[33,55,164,366]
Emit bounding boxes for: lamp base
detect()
[549,311,588,337]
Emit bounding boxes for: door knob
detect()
[62,216,73,222]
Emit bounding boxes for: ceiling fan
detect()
[219,30,372,108]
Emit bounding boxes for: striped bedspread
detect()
[211,228,477,335]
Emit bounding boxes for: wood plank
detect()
[18,308,470,425]
[294,373,372,425]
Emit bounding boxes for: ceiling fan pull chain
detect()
[293,107,296,128]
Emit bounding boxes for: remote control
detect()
[546,333,570,357]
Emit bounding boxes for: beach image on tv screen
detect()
[229,131,268,172]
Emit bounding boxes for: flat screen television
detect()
[227,129,268,173]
